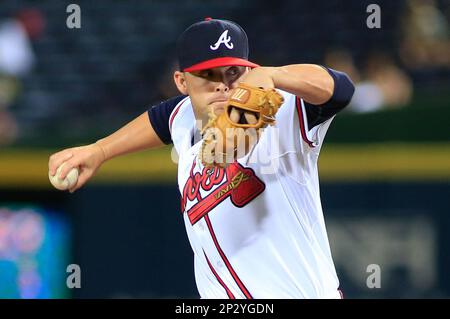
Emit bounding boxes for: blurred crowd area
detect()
[0,0,448,147]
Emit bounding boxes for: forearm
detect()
[95,112,164,161]
[267,64,335,105]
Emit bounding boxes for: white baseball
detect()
[48,162,79,191]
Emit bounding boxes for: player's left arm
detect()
[241,64,355,128]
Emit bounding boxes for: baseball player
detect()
[49,18,354,298]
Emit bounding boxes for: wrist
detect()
[269,66,289,87]
[263,66,279,77]
[94,140,108,163]
[242,66,277,89]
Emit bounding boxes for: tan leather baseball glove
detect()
[199,83,284,168]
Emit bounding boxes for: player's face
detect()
[174,66,249,127]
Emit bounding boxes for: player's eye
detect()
[195,70,212,79]
[203,70,214,78]
[227,67,239,76]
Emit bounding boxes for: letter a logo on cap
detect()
[210,30,234,50]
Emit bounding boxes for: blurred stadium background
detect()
[0,0,449,298]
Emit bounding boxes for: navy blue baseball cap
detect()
[177,18,259,72]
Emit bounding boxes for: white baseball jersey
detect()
[168,90,341,299]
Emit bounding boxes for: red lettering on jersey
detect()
[181,161,265,225]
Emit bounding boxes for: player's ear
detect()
[174,71,188,95]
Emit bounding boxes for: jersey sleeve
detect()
[147,95,187,144]
[261,69,354,183]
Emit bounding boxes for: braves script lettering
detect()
[182,162,265,224]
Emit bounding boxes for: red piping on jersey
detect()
[295,97,315,147]
[169,97,188,131]
[204,251,235,299]
[204,215,253,299]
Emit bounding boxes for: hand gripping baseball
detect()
[199,83,284,168]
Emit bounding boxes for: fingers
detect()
[49,143,104,193]
[58,159,79,180]
[48,150,74,176]
[69,170,91,193]
[244,112,257,125]
[49,148,80,179]
[230,107,240,123]
[229,107,258,125]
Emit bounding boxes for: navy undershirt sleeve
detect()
[304,67,355,129]
[147,95,187,144]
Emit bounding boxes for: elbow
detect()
[324,79,335,102]
[305,75,335,105]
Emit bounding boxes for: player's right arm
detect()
[48,95,186,192]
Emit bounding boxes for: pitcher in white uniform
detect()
[48,18,355,299]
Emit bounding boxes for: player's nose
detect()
[215,82,229,93]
